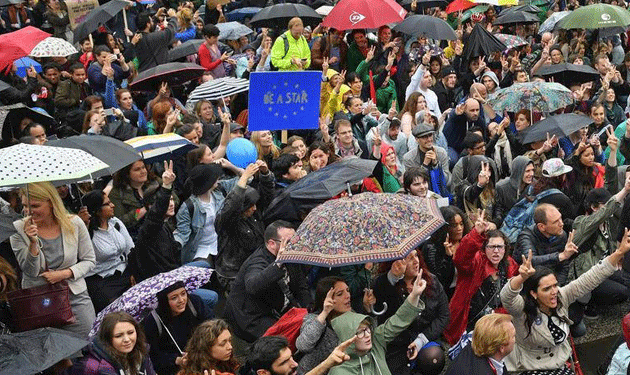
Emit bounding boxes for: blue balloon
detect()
[226,138,258,169]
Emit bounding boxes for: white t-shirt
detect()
[195,199,218,259]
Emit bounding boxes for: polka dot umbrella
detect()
[0,143,109,188]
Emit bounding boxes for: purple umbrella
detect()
[89,266,213,338]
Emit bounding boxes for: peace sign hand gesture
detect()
[519,249,536,280]
[477,161,491,187]
[162,160,176,187]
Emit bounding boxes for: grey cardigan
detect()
[296,313,339,375]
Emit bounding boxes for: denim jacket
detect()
[174,178,236,264]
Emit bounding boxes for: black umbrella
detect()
[401,0,448,8]
[250,3,323,29]
[520,113,593,144]
[46,135,141,179]
[0,210,20,243]
[0,104,57,143]
[73,0,131,43]
[0,0,22,7]
[128,62,205,92]
[493,10,540,25]
[168,39,204,61]
[462,23,507,62]
[537,63,600,86]
[0,80,11,93]
[0,327,89,375]
[501,4,542,14]
[263,158,378,224]
[393,15,457,40]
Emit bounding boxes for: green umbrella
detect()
[559,4,630,30]
[462,5,489,22]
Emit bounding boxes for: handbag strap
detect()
[569,334,584,375]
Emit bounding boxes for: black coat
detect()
[422,242,455,297]
[444,344,508,375]
[373,273,450,375]
[129,186,181,282]
[515,227,570,285]
[215,173,274,283]
[224,246,312,343]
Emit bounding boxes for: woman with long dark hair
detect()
[177,319,240,375]
[566,142,605,214]
[444,212,519,345]
[500,231,630,375]
[373,249,449,375]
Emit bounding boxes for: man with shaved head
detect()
[443,97,486,157]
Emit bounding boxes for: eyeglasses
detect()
[486,245,505,251]
[356,327,371,339]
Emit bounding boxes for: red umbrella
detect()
[0,26,50,73]
[446,0,475,14]
[322,0,407,30]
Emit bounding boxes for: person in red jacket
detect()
[198,24,235,78]
[444,209,519,345]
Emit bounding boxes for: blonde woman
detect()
[10,182,96,338]
[175,8,196,43]
[250,130,280,169]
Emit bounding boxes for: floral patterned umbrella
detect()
[88,266,212,338]
[278,193,445,267]
[493,33,528,49]
[29,37,78,58]
[487,81,574,113]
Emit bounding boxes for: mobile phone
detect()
[596,124,613,138]
[103,108,115,116]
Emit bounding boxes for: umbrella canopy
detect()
[46,135,141,179]
[0,26,50,74]
[322,0,406,30]
[168,39,204,61]
[520,113,593,144]
[73,0,133,43]
[225,7,262,22]
[393,15,458,40]
[29,37,78,58]
[263,158,378,224]
[401,0,448,8]
[0,327,89,375]
[537,63,600,86]
[539,10,570,34]
[0,143,109,188]
[0,0,23,6]
[0,209,20,243]
[89,266,213,337]
[278,193,445,267]
[473,0,517,5]
[487,81,574,113]
[0,104,56,142]
[493,33,528,49]
[13,57,42,78]
[493,10,539,25]
[502,3,541,14]
[217,21,254,41]
[446,0,475,13]
[462,23,507,61]
[461,5,490,22]
[187,76,249,104]
[559,4,630,30]
[250,3,323,29]
[125,133,197,164]
[316,5,334,15]
[128,62,205,92]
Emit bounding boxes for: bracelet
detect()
[134,208,142,220]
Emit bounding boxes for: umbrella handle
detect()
[371,302,388,316]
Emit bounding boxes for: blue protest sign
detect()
[248,71,321,132]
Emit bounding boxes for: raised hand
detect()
[444,233,455,256]
[322,287,335,315]
[388,99,397,119]
[24,216,38,243]
[607,127,619,151]
[410,269,427,298]
[366,46,376,62]
[322,57,329,72]
[559,231,578,262]
[325,335,355,366]
[519,249,536,280]
[162,160,176,186]
[477,161,491,187]
[474,209,488,234]
[391,258,407,278]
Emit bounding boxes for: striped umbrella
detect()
[559,4,630,30]
[186,77,249,104]
[125,133,197,164]
[472,0,517,5]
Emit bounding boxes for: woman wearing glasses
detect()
[444,211,519,345]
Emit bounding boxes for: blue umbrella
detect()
[13,57,41,78]
[225,7,261,22]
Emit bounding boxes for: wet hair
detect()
[522,267,559,336]
[202,24,220,38]
[403,167,429,193]
[264,220,293,243]
[273,153,300,179]
[176,123,197,138]
[247,336,290,372]
[312,276,346,314]
[187,144,210,170]
[0,256,18,301]
[463,132,485,150]
[69,63,85,74]
[94,45,111,56]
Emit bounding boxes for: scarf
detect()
[493,133,513,177]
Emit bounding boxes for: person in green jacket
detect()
[270,17,311,71]
[328,269,427,375]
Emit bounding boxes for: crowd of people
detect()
[6,0,630,374]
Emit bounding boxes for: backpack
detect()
[500,188,562,243]
[269,34,290,71]
[263,307,308,352]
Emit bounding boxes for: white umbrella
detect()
[186,77,249,104]
[29,37,78,58]
[316,5,333,16]
[0,143,109,188]
[216,21,253,41]
[539,11,570,34]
